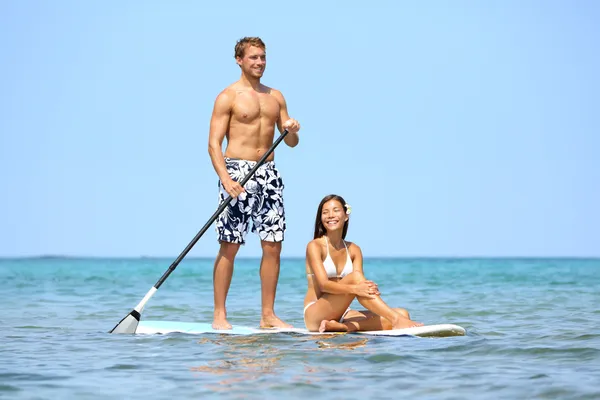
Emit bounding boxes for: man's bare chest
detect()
[232,93,279,122]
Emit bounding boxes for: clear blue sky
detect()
[1,1,598,258]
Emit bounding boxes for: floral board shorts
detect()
[215,157,286,244]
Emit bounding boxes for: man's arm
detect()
[273,90,300,147]
[208,90,245,198]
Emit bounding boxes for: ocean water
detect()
[1,257,599,399]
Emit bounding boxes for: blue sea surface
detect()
[1,257,599,399]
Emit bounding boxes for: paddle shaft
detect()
[153,129,289,289]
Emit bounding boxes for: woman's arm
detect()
[348,241,364,275]
[348,242,380,296]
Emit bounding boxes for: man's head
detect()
[235,37,266,78]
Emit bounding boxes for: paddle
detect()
[109,129,290,334]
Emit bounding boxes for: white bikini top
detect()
[321,236,353,278]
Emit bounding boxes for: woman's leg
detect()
[319,308,421,333]
[306,271,421,331]
[341,272,422,330]
[304,293,354,332]
[304,271,367,331]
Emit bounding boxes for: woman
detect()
[303,194,424,333]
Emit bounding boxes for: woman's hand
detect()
[353,280,380,298]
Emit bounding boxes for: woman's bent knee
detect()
[340,271,365,284]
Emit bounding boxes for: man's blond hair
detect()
[234,37,266,59]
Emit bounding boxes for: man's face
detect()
[237,45,266,78]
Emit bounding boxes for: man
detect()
[208,37,301,329]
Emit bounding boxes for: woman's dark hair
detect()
[313,194,350,239]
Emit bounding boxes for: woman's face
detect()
[321,199,348,233]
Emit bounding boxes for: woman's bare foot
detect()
[391,315,424,330]
[260,314,293,329]
[319,320,350,333]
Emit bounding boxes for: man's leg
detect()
[212,241,241,330]
[212,158,252,329]
[258,240,292,328]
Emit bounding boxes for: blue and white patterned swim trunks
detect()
[215,157,286,244]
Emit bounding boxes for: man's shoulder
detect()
[214,87,237,106]
[263,85,285,104]
[267,85,283,97]
[219,85,238,97]
[253,83,279,95]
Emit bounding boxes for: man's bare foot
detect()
[212,314,232,330]
[259,314,293,329]
[319,320,350,333]
[391,315,424,330]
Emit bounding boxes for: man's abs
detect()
[224,126,277,161]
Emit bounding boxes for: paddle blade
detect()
[109,310,141,334]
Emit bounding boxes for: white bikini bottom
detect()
[303,301,351,323]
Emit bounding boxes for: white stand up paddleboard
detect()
[136,320,466,338]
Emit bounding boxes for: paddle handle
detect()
[153,129,290,289]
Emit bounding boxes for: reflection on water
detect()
[189,334,370,391]
[316,338,369,350]
[190,338,281,391]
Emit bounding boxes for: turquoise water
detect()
[1,257,599,399]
